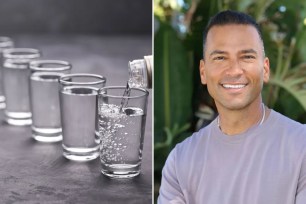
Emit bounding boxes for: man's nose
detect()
[225,58,244,76]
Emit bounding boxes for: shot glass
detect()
[0,37,14,110]
[29,60,72,142]
[2,48,40,126]
[98,86,149,178]
[59,73,106,161]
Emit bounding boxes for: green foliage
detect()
[260,0,306,122]
[154,21,193,170]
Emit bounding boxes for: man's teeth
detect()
[222,84,246,89]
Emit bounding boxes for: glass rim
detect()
[59,73,106,85]
[31,71,65,78]
[30,60,72,72]
[98,86,149,99]
[3,48,40,59]
[0,36,13,47]
[61,85,100,93]
[4,58,30,69]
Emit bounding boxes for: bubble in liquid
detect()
[125,108,136,115]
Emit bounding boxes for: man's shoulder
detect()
[271,110,306,132]
[270,110,306,143]
[164,122,214,175]
[174,121,214,154]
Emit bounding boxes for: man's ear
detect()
[199,59,207,85]
[263,57,270,83]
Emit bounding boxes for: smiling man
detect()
[158,10,306,204]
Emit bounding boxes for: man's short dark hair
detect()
[203,10,264,58]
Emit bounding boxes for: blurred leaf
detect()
[236,0,254,11]
[154,123,191,171]
[296,25,306,62]
[254,0,275,21]
[269,62,306,111]
[154,21,193,143]
[155,123,190,149]
[275,89,305,121]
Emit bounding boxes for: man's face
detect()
[199,24,270,111]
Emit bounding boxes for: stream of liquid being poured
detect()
[119,82,131,113]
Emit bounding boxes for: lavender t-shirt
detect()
[158,110,306,204]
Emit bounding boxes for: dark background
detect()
[0,0,151,34]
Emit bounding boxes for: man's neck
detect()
[216,102,269,135]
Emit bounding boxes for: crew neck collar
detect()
[211,109,276,144]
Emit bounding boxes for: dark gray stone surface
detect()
[0,35,152,204]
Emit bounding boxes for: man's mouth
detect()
[221,84,247,89]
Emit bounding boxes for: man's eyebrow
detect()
[208,49,258,57]
[239,49,257,55]
[209,50,227,56]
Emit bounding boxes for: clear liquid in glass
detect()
[60,86,99,161]
[99,103,146,178]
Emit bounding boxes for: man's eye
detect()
[243,55,255,59]
[213,56,225,61]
